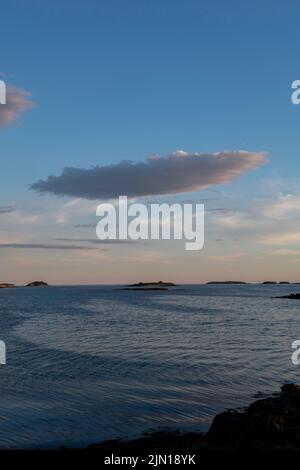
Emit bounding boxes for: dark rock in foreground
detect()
[275,293,300,299]
[205,384,300,450]
[0,283,15,288]
[26,281,48,287]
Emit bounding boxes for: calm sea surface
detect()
[0,284,299,448]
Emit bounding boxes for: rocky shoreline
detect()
[89,384,300,453]
[1,385,300,465]
[275,293,300,299]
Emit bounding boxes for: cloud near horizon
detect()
[0,85,33,127]
[259,231,300,245]
[0,243,98,250]
[30,150,267,200]
[53,238,135,244]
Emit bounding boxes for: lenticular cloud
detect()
[31,150,267,200]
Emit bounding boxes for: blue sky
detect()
[1,0,300,284]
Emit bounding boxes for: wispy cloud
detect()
[262,194,300,219]
[209,252,244,262]
[30,150,267,200]
[206,191,300,259]
[212,193,300,245]
[268,249,300,256]
[53,238,135,244]
[214,212,255,229]
[0,206,16,214]
[0,243,98,250]
[260,231,300,245]
[0,85,33,127]
[206,207,230,213]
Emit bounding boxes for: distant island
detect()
[207,281,297,285]
[123,281,176,291]
[206,281,247,285]
[0,281,48,289]
[26,281,48,287]
[1,280,299,290]
[129,281,176,287]
[124,287,170,291]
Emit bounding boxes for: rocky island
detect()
[0,283,15,288]
[26,281,48,287]
[206,281,247,285]
[123,281,176,291]
[129,281,176,287]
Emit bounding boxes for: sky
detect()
[1,0,300,284]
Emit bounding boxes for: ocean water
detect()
[0,284,299,449]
